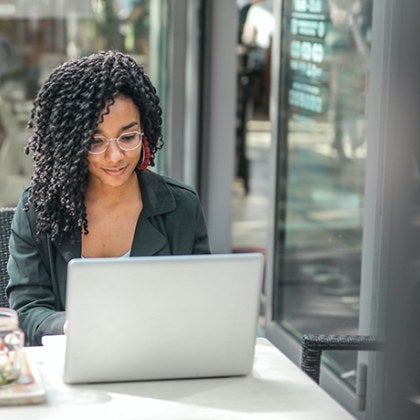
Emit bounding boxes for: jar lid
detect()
[0,308,19,330]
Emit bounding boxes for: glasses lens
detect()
[88,131,142,154]
[118,132,141,150]
[89,137,107,154]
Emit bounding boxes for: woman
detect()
[6,51,210,346]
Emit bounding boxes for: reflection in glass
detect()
[0,0,166,206]
[273,0,373,389]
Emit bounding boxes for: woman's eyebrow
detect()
[121,121,139,131]
[94,121,139,134]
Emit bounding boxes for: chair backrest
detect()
[301,334,384,384]
[0,207,15,307]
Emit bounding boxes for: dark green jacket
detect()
[7,170,210,345]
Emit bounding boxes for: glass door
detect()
[270,0,373,390]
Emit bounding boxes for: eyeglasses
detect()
[88,131,144,154]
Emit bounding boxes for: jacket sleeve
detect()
[6,193,65,346]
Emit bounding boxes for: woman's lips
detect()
[103,166,127,176]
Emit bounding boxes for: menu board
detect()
[283,0,372,120]
[284,0,330,116]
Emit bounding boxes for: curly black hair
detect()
[25,50,163,244]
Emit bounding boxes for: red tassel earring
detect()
[137,136,151,171]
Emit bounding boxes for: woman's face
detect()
[87,95,142,189]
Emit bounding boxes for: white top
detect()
[82,250,131,259]
[1,337,354,419]
[242,1,274,49]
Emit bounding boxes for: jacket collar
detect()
[130,170,175,256]
[137,169,176,217]
[56,170,176,262]
[55,240,80,264]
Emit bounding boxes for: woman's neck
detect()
[85,172,141,206]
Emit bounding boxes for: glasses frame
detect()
[88,131,144,155]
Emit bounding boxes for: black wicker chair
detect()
[301,334,384,384]
[0,207,15,308]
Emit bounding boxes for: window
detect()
[0,0,169,206]
[272,0,373,389]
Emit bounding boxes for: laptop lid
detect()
[63,253,264,384]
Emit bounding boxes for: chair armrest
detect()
[301,334,384,384]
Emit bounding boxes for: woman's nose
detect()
[105,139,124,160]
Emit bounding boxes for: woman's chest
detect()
[82,204,142,257]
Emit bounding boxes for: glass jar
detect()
[0,308,25,386]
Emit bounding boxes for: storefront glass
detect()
[272,0,373,389]
[0,0,168,206]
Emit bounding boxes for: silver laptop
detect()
[63,253,264,384]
